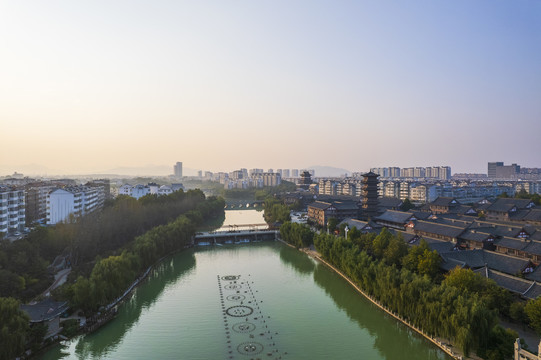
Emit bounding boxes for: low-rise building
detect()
[307,201,359,226]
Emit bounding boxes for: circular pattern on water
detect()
[226,305,253,317]
[232,322,256,333]
[221,275,239,281]
[237,342,263,355]
[226,294,246,302]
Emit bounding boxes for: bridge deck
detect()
[195,229,276,239]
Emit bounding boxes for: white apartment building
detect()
[158,185,173,195]
[0,186,25,235]
[118,183,184,199]
[131,184,151,199]
[47,186,104,225]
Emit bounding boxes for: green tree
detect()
[382,235,408,266]
[0,297,29,360]
[526,297,541,335]
[510,301,528,325]
[399,198,415,212]
[417,249,441,279]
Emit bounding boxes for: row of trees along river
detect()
[278,217,541,360]
[0,190,225,360]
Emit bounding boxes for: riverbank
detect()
[284,240,478,360]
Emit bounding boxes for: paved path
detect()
[501,319,539,351]
[43,268,71,297]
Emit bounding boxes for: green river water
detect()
[42,211,451,360]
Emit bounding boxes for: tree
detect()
[443,267,486,293]
[525,297,541,335]
[400,198,415,212]
[382,235,408,266]
[0,297,29,360]
[417,249,441,279]
[509,301,528,325]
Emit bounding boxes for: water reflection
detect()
[49,251,196,359]
[279,245,315,276]
[312,264,449,360]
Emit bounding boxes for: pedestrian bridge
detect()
[194,228,277,245]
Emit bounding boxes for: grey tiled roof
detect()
[486,269,533,294]
[441,257,468,271]
[486,198,535,213]
[459,229,492,243]
[21,299,69,323]
[407,211,432,220]
[494,237,527,251]
[426,240,456,254]
[475,267,540,299]
[524,283,541,300]
[339,218,381,232]
[440,249,532,276]
[510,209,531,220]
[432,216,473,228]
[379,197,403,208]
[333,201,360,210]
[448,205,477,215]
[395,232,455,253]
[494,237,527,250]
[440,250,485,269]
[523,241,541,256]
[483,250,531,275]
[430,197,458,207]
[413,221,467,238]
[524,209,541,222]
[525,266,541,282]
[308,201,332,210]
[375,210,414,224]
[475,203,492,211]
[530,232,541,241]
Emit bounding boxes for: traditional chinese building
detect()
[360,172,379,220]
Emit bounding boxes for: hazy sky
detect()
[1,0,540,175]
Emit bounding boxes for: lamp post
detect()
[327,220,330,235]
[345,225,349,240]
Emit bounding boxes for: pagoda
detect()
[361,172,379,220]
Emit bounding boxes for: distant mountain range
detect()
[306,165,351,178]
[0,164,199,177]
[2,163,349,178]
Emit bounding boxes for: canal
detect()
[43,210,451,359]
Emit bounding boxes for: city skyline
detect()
[1,1,540,175]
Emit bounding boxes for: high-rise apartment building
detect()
[262,173,281,187]
[174,162,183,178]
[0,186,25,235]
[389,167,401,178]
